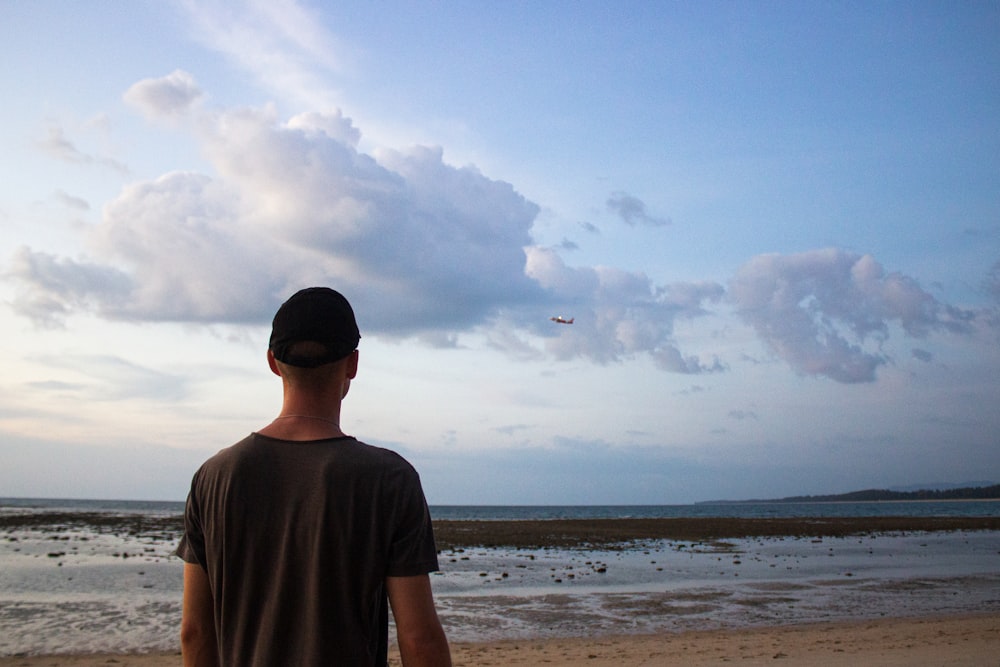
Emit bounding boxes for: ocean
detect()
[4,496,999,519]
[430,500,1000,520]
[2,497,999,656]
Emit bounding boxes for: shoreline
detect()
[432,515,1000,550]
[2,613,996,666]
[5,512,1000,550]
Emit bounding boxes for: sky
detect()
[1,1,998,505]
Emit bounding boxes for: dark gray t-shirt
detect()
[177,433,439,667]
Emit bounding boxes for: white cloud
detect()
[178,0,344,111]
[7,247,132,327]
[123,70,203,120]
[524,246,724,370]
[53,190,90,211]
[9,76,991,382]
[12,90,725,371]
[9,95,542,336]
[36,126,128,174]
[92,171,282,322]
[729,248,975,383]
[31,354,190,402]
[37,126,89,164]
[606,191,670,227]
[287,109,361,147]
[652,345,725,374]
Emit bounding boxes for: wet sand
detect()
[4,511,999,549]
[0,613,996,666]
[3,513,999,662]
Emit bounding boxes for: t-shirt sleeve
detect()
[385,466,439,577]
[175,476,207,567]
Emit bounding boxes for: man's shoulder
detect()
[188,434,253,476]
[343,437,417,470]
[200,433,256,461]
[198,433,413,470]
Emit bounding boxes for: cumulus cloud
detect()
[10,93,541,337]
[523,247,724,371]
[729,248,973,383]
[13,73,987,381]
[90,171,283,323]
[287,109,360,147]
[606,191,670,227]
[7,247,132,327]
[10,84,726,372]
[123,70,203,119]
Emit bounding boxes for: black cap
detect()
[268,287,360,367]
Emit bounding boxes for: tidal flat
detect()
[2,511,999,654]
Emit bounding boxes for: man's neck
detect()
[258,411,346,441]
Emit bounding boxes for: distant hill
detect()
[698,483,1000,505]
[887,481,997,492]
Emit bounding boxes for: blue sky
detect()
[1,1,998,504]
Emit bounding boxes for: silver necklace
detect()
[273,415,340,427]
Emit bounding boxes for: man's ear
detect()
[267,349,282,377]
[345,349,359,380]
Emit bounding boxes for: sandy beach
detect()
[0,613,996,666]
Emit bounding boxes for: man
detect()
[177,287,451,667]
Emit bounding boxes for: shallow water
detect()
[2,514,999,655]
[431,531,1000,641]
[0,522,182,656]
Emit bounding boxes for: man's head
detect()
[269,287,361,368]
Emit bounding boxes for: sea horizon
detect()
[3,496,1000,521]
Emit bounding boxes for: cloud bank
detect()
[8,73,992,383]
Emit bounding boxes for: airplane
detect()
[550,316,574,324]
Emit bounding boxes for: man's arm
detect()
[181,562,219,667]
[386,574,452,667]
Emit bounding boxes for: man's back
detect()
[178,433,439,666]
